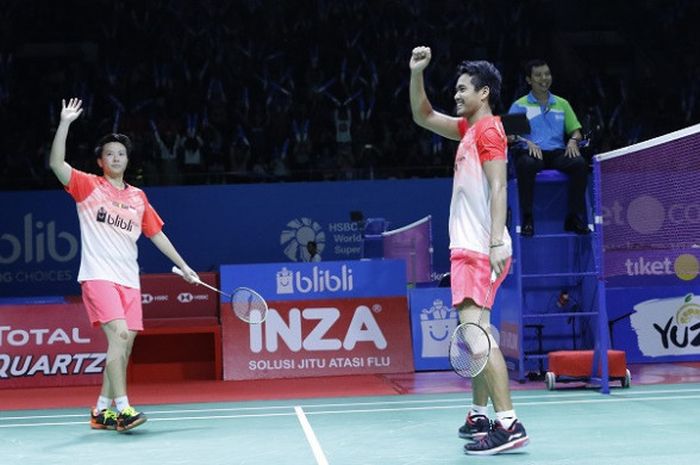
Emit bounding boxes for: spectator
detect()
[305,240,322,262]
[0,1,698,189]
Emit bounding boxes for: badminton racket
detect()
[449,271,498,378]
[172,266,268,324]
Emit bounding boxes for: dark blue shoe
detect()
[458,414,491,441]
[465,419,529,455]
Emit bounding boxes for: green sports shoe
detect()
[90,408,118,430]
[116,406,147,432]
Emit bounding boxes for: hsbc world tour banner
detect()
[219,259,414,380]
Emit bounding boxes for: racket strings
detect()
[231,288,268,324]
[449,274,498,378]
[450,323,491,378]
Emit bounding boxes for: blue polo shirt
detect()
[508,92,582,151]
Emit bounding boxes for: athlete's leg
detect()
[101,319,130,399]
[457,302,490,407]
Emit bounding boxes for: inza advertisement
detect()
[220,260,414,380]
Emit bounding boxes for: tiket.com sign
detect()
[0,303,106,389]
[222,297,414,380]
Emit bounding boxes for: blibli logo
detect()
[0,214,78,265]
[276,265,354,295]
[96,207,134,232]
[419,299,459,357]
[96,207,107,223]
[276,268,294,294]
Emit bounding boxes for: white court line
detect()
[300,393,700,416]
[3,386,700,422]
[5,391,700,429]
[2,393,700,428]
[295,406,329,465]
[0,411,294,429]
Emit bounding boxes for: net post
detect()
[593,157,610,394]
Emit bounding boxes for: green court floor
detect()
[2,383,698,465]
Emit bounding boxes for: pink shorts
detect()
[81,280,143,331]
[450,248,511,309]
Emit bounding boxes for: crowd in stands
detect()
[1,0,698,190]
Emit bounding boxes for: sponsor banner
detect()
[408,287,457,371]
[220,260,407,302]
[600,174,698,252]
[0,304,105,389]
[598,131,700,286]
[222,297,414,380]
[140,272,218,319]
[1,179,452,297]
[408,286,510,371]
[607,286,700,363]
[603,249,700,287]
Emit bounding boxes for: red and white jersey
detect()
[450,116,512,255]
[65,169,164,289]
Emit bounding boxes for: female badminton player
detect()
[49,98,199,432]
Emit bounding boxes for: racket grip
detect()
[171,265,184,277]
[490,270,497,283]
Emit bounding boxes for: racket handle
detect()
[490,270,497,283]
[171,265,186,278]
[172,266,225,296]
[171,265,202,284]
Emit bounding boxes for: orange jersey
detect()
[65,169,163,288]
[450,115,511,255]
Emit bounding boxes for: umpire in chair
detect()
[507,59,590,237]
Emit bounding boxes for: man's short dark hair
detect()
[94,133,132,158]
[525,59,549,77]
[456,60,502,109]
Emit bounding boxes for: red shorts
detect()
[450,248,511,308]
[81,280,143,331]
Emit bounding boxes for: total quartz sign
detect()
[219,260,414,380]
[0,304,105,389]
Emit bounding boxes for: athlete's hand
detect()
[410,46,432,72]
[60,98,83,124]
[179,264,200,284]
[489,244,510,277]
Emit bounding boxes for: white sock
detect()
[496,410,517,429]
[470,404,489,417]
[96,396,112,411]
[114,396,130,413]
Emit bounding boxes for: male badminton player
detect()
[409,47,528,455]
[49,98,200,432]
